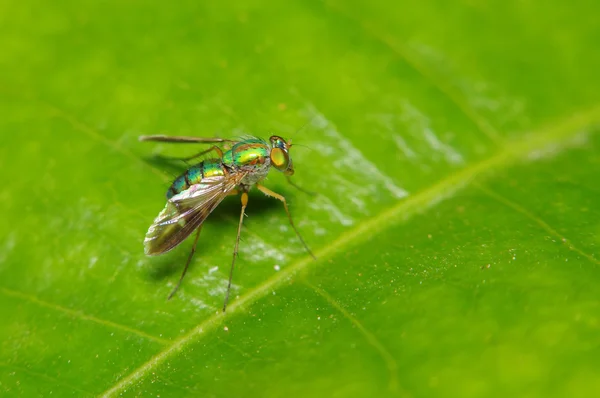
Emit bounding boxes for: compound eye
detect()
[270,147,289,170]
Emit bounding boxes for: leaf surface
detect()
[1,0,599,397]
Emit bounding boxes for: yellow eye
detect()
[270,147,289,169]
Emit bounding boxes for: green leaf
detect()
[1,0,599,397]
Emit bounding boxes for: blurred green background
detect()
[1,0,599,397]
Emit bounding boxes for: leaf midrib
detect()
[100,104,600,397]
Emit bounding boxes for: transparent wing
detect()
[144,173,245,255]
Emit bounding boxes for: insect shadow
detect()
[142,154,282,283]
[141,155,190,178]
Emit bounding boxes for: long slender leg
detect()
[223,192,248,312]
[150,145,224,164]
[169,189,238,302]
[177,145,223,162]
[139,135,236,144]
[286,175,317,196]
[257,184,316,259]
[168,226,203,300]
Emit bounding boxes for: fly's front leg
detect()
[285,175,317,196]
[256,184,315,259]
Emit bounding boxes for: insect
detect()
[140,134,315,312]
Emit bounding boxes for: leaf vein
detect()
[476,184,600,267]
[0,362,96,396]
[48,104,171,183]
[304,281,403,395]
[0,287,170,345]
[100,105,600,397]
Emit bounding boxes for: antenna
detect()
[290,116,316,141]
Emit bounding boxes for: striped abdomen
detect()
[166,160,225,199]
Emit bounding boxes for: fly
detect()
[140,134,315,312]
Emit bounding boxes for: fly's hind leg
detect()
[223,191,248,312]
[168,226,203,300]
[257,184,315,259]
[139,135,236,144]
[169,189,239,302]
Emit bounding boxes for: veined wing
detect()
[144,173,246,255]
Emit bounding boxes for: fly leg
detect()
[153,145,224,164]
[179,146,223,163]
[139,135,235,163]
[168,226,203,300]
[285,175,317,196]
[169,189,239,301]
[256,184,316,259]
[223,191,248,312]
[139,135,236,144]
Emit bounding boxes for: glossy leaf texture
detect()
[1,0,599,397]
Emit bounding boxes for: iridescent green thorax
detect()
[221,138,270,169]
[166,137,273,199]
[222,138,272,187]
